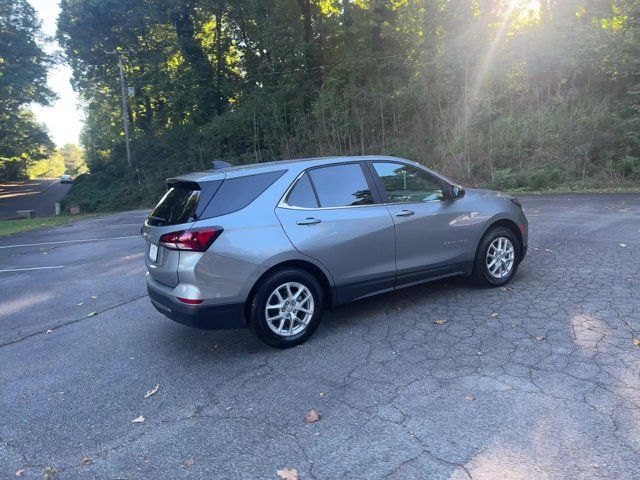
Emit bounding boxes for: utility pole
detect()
[106,51,133,168]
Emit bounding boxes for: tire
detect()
[472,226,521,287]
[248,268,324,348]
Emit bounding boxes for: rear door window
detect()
[308,164,373,208]
[285,173,319,208]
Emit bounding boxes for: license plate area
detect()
[148,243,159,262]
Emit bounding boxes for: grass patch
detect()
[0,214,96,238]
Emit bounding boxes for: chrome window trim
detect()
[278,165,448,211]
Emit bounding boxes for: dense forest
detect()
[4,1,640,210]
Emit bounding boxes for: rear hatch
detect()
[142,176,223,287]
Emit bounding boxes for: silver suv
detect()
[142,156,528,348]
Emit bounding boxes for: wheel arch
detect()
[478,218,524,261]
[244,259,335,319]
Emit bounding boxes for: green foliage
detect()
[27,150,65,178]
[57,0,640,209]
[0,0,55,180]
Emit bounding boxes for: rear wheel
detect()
[248,268,324,348]
[472,226,520,287]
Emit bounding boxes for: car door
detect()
[275,162,396,304]
[368,161,474,287]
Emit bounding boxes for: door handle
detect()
[296,217,322,226]
[395,209,415,217]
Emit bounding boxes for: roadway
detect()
[0,179,72,220]
[0,194,639,479]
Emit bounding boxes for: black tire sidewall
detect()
[474,227,520,287]
[249,269,324,348]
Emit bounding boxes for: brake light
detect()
[159,227,223,252]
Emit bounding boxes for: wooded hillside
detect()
[57,0,640,210]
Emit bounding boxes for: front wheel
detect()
[248,268,324,348]
[472,227,520,287]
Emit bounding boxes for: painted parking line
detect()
[0,235,141,250]
[0,266,64,273]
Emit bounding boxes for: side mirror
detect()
[451,186,465,199]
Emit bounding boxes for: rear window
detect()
[148,186,201,226]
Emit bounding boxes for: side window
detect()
[201,170,286,218]
[308,164,373,208]
[285,173,319,208]
[372,162,445,203]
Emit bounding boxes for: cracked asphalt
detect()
[1,193,639,479]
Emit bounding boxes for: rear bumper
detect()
[147,283,246,330]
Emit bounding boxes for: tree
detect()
[0,0,55,180]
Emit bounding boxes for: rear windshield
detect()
[148,186,201,226]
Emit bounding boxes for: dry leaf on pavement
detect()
[465,394,475,401]
[46,329,53,334]
[500,287,513,292]
[183,458,195,467]
[144,384,160,399]
[536,335,546,341]
[277,467,298,480]
[434,319,447,325]
[81,457,92,465]
[633,338,640,346]
[15,469,25,477]
[132,415,145,423]
[305,409,320,423]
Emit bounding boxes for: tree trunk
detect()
[171,1,216,123]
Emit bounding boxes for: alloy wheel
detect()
[265,282,314,337]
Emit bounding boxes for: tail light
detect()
[159,227,223,252]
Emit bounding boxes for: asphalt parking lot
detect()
[1,194,639,479]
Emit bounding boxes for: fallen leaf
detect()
[465,394,475,401]
[500,287,513,292]
[305,409,320,423]
[620,243,627,248]
[46,329,54,334]
[15,469,25,477]
[81,457,92,465]
[87,312,97,317]
[434,319,447,325]
[276,467,298,480]
[43,467,58,479]
[183,458,195,467]
[490,312,498,318]
[319,392,326,397]
[535,335,546,341]
[633,338,640,346]
[132,415,145,423]
[144,384,160,399]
